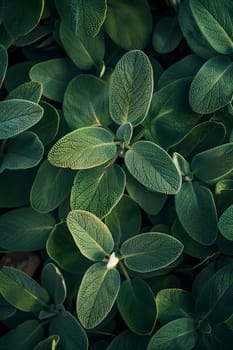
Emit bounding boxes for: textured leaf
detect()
[120,232,184,273]
[175,181,218,245]
[0,207,55,251]
[218,205,233,241]
[125,141,181,194]
[41,263,66,305]
[67,210,114,261]
[77,262,120,328]
[0,267,49,311]
[110,50,153,127]
[0,99,43,140]
[7,81,42,103]
[189,56,233,114]
[48,127,117,170]
[116,123,133,144]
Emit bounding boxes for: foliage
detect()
[0,0,233,349]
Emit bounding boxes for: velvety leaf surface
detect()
[6,81,42,103]
[218,204,233,241]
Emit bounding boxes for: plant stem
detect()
[119,260,131,281]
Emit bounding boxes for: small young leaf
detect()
[0,267,49,312]
[116,123,133,145]
[48,127,117,170]
[218,204,233,241]
[110,50,153,127]
[147,318,197,350]
[49,311,88,350]
[41,263,66,305]
[189,56,233,114]
[120,232,184,273]
[125,141,181,194]
[117,278,157,335]
[0,99,43,140]
[77,262,120,329]
[33,335,60,350]
[67,210,114,261]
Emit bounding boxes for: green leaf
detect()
[59,21,105,70]
[124,141,181,194]
[156,289,195,324]
[48,126,117,170]
[0,294,16,320]
[103,0,153,50]
[107,330,149,350]
[67,210,114,261]
[2,0,44,37]
[189,56,233,114]
[218,205,233,241]
[70,164,125,219]
[0,131,44,173]
[175,182,218,245]
[189,0,233,55]
[5,61,34,92]
[105,195,141,245]
[31,101,60,146]
[146,78,201,149]
[77,262,120,328]
[191,143,233,184]
[47,222,91,274]
[49,311,88,350]
[116,123,133,145]
[29,58,79,102]
[117,278,157,335]
[120,232,184,273]
[110,50,153,127]
[6,81,43,103]
[0,44,7,88]
[0,207,55,251]
[125,168,167,215]
[13,21,54,47]
[63,74,110,130]
[0,267,49,311]
[147,318,197,350]
[195,263,233,324]
[55,0,106,37]
[0,319,44,350]
[33,335,60,350]
[41,263,66,305]
[31,160,74,213]
[0,99,43,140]
[152,16,182,54]
[173,153,192,179]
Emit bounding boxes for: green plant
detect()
[0,0,233,349]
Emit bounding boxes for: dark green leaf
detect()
[0,44,7,88]
[41,263,66,305]
[0,294,16,320]
[7,81,42,103]
[107,330,149,350]
[33,335,60,350]
[152,17,182,54]
[4,61,34,92]
[218,204,233,241]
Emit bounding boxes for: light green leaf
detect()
[191,143,233,184]
[156,289,195,324]
[0,267,49,311]
[0,320,44,350]
[0,44,7,88]
[29,58,79,102]
[6,81,42,103]
[147,318,197,350]
[49,311,88,350]
[67,210,114,261]
[0,99,43,140]
[173,153,192,179]
[33,335,60,350]
[124,141,181,194]
[59,21,105,70]
[31,160,74,213]
[0,207,55,251]
[175,181,218,245]
[120,232,184,273]
[103,0,153,50]
[117,278,157,335]
[0,131,44,173]
[218,204,233,241]
[2,0,44,37]
[110,50,153,127]
[189,56,233,114]
[63,74,110,130]
[189,0,233,55]
[41,263,66,305]
[48,126,117,170]
[70,164,125,219]
[152,16,182,54]
[55,0,107,37]
[77,262,120,328]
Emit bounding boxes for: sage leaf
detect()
[41,263,66,305]
[218,205,233,241]
[0,44,7,88]
[6,81,43,103]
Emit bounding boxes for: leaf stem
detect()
[119,260,131,281]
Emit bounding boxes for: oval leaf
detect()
[110,50,153,127]
[41,263,67,305]
[7,81,43,103]
[125,141,181,194]
[218,204,233,241]
[120,232,184,273]
[77,262,120,328]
